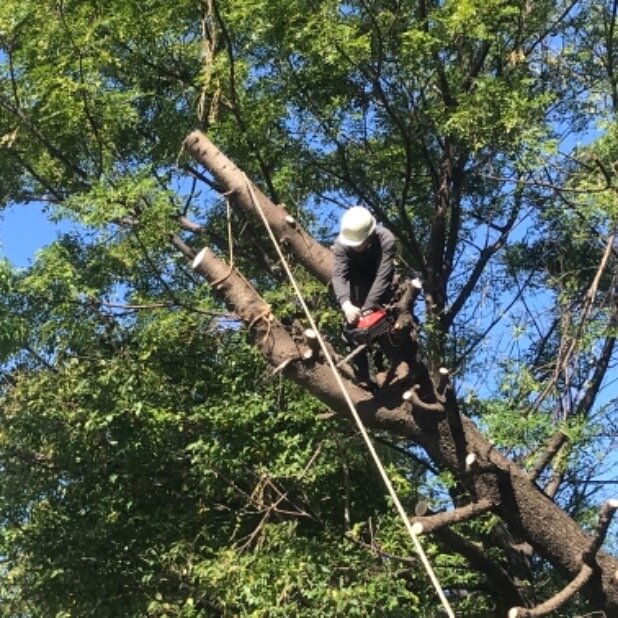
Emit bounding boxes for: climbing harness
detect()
[243,176,455,617]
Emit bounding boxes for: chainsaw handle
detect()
[361,307,379,316]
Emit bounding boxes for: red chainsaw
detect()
[350,308,390,343]
[337,308,392,367]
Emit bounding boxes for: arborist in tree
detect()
[332,206,396,320]
[331,206,398,386]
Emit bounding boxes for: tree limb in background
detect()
[509,499,618,617]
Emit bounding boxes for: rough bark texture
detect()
[185,131,333,284]
[184,131,618,615]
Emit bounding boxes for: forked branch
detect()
[509,499,618,618]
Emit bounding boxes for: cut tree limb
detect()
[411,498,494,534]
[184,130,333,284]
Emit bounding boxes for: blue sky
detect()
[0,203,68,267]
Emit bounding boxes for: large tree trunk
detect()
[184,131,618,616]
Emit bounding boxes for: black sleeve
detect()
[331,242,351,306]
[362,229,395,310]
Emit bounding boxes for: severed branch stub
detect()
[403,384,445,413]
[436,367,450,396]
[410,498,494,535]
[302,328,320,360]
[465,452,478,471]
[300,327,342,365]
[509,499,618,618]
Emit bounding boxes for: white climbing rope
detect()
[244,177,455,617]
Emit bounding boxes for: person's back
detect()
[332,225,396,313]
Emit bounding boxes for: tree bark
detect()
[184,131,333,284]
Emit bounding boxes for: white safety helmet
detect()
[337,206,376,247]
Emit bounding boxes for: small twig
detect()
[302,328,321,360]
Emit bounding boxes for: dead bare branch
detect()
[582,499,618,564]
[509,565,594,617]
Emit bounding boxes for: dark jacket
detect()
[331,226,396,311]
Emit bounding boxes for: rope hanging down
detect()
[244,176,455,617]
